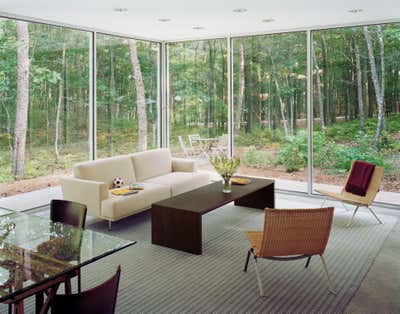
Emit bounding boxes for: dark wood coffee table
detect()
[151,177,274,254]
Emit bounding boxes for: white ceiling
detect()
[1,0,400,41]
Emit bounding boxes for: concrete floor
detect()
[345,207,400,314]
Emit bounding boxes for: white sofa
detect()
[60,148,209,228]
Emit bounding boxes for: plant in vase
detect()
[210,156,240,193]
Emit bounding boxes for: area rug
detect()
[3,200,397,313]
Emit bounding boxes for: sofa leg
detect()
[108,220,112,231]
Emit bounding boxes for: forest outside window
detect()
[232,32,308,192]
[312,24,400,204]
[0,18,90,198]
[96,34,159,158]
[168,39,228,169]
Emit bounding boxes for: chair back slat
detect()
[50,199,87,229]
[260,207,334,257]
[50,266,121,314]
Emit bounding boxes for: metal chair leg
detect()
[319,255,336,295]
[305,256,312,268]
[367,206,383,224]
[108,221,112,231]
[244,249,251,272]
[253,257,265,297]
[347,206,359,227]
[340,201,349,212]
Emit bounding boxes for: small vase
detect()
[222,176,232,193]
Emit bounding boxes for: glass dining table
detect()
[0,207,135,313]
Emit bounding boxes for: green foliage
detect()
[235,128,284,147]
[276,131,308,172]
[242,147,273,169]
[275,130,391,174]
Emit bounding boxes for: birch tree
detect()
[313,46,326,133]
[12,21,30,179]
[55,43,66,163]
[128,39,147,151]
[363,26,385,150]
[353,40,365,131]
[235,39,245,131]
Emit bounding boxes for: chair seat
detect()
[244,231,263,256]
[315,189,369,206]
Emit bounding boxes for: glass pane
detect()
[168,40,228,172]
[0,18,90,198]
[312,24,400,205]
[233,33,308,192]
[0,211,133,302]
[96,34,159,157]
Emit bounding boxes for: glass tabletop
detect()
[0,209,135,302]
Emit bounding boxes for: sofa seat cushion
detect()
[73,155,135,189]
[101,182,170,219]
[130,148,172,181]
[145,171,209,196]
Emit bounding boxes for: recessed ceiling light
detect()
[192,26,205,30]
[348,8,363,13]
[262,18,275,23]
[114,7,128,12]
[233,8,247,13]
[158,18,172,22]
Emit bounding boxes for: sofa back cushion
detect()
[130,148,172,181]
[73,155,136,189]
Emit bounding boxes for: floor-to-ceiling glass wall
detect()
[168,39,227,168]
[96,34,159,157]
[0,18,90,198]
[312,24,400,204]
[232,32,308,191]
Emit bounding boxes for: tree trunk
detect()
[12,21,30,179]
[354,41,365,132]
[55,43,66,163]
[363,26,385,150]
[312,47,326,133]
[108,46,116,155]
[266,43,289,137]
[235,39,245,132]
[128,39,147,151]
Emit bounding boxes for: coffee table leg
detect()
[152,205,202,254]
[234,183,275,209]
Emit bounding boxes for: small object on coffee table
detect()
[231,177,251,185]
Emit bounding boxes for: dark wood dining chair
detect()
[50,199,87,229]
[48,266,121,314]
[50,199,87,293]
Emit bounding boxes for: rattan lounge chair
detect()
[244,207,335,297]
[315,161,384,226]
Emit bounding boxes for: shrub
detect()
[242,147,273,169]
[276,131,308,172]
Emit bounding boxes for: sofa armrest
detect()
[172,158,196,172]
[60,177,109,218]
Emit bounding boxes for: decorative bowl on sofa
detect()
[60,148,209,230]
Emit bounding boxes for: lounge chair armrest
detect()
[60,177,109,217]
[172,158,196,172]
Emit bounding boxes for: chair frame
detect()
[316,161,384,227]
[244,249,335,297]
[243,207,336,297]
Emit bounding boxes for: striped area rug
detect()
[2,202,397,313]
